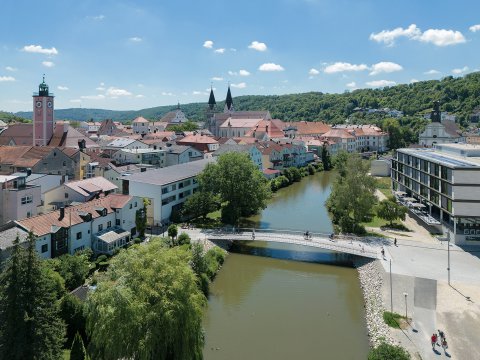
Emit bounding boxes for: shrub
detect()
[177,232,191,245]
[307,164,315,175]
[383,311,403,329]
[199,273,210,297]
[133,237,142,244]
[368,342,410,360]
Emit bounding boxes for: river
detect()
[202,172,370,359]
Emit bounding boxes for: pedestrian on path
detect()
[442,338,448,351]
[381,247,385,258]
[394,238,397,246]
[431,333,438,349]
[438,329,445,341]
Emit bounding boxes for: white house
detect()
[124,158,215,225]
[15,194,140,258]
[112,148,166,167]
[103,138,149,151]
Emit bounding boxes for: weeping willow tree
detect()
[85,239,206,360]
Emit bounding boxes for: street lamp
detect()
[390,259,393,313]
[403,292,408,322]
[447,232,451,286]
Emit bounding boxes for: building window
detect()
[107,221,112,228]
[134,202,137,207]
[162,187,168,194]
[65,192,69,199]
[98,224,103,232]
[129,204,132,209]
[116,219,121,226]
[76,232,82,240]
[41,244,48,253]
[21,195,33,205]
[26,211,32,218]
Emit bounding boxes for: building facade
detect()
[392,144,480,245]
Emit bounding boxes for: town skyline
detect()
[1,0,480,112]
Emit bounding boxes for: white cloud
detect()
[470,24,480,33]
[309,68,320,76]
[5,66,17,72]
[424,69,440,75]
[135,94,145,98]
[231,82,246,89]
[96,87,105,91]
[57,86,69,90]
[214,48,225,54]
[239,69,250,76]
[370,24,465,47]
[81,94,105,100]
[106,87,132,97]
[100,82,105,86]
[22,45,58,55]
[70,99,82,103]
[42,61,55,68]
[346,81,356,88]
[203,40,214,49]
[452,66,469,74]
[369,24,421,46]
[324,62,368,74]
[369,61,403,75]
[258,63,285,72]
[366,80,396,87]
[192,91,208,95]
[88,15,105,21]
[211,77,224,81]
[129,37,143,42]
[230,48,237,52]
[417,29,466,46]
[248,41,267,52]
[410,79,419,83]
[161,91,174,96]
[0,76,15,82]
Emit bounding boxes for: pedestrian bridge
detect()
[185,228,381,259]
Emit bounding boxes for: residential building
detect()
[132,117,150,135]
[43,176,117,212]
[112,148,166,167]
[160,105,189,126]
[164,144,203,166]
[392,143,480,245]
[0,223,29,263]
[103,138,149,151]
[212,144,263,169]
[15,194,140,258]
[0,173,41,225]
[283,121,331,138]
[97,163,153,189]
[79,121,101,134]
[123,158,215,225]
[176,134,220,153]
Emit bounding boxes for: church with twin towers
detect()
[205,85,272,138]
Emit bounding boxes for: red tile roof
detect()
[16,194,133,236]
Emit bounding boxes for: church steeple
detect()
[208,86,216,110]
[431,101,441,123]
[224,85,233,113]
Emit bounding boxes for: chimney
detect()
[26,168,32,177]
[59,207,65,220]
[63,121,70,133]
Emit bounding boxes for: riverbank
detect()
[355,258,397,348]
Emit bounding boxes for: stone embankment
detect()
[355,259,396,348]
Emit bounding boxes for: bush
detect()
[177,232,191,245]
[383,311,403,329]
[204,247,226,280]
[199,273,210,297]
[307,164,315,175]
[133,237,142,244]
[368,342,410,360]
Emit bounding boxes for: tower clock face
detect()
[47,101,53,108]
[36,101,42,108]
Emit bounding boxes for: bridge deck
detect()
[183,228,381,259]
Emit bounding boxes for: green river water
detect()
[202,172,370,359]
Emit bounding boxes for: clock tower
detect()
[33,75,54,146]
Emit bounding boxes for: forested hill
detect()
[13,72,480,124]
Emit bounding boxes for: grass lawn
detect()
[375,177,393,198]
[383,311,409,329]
[362,215,389,228]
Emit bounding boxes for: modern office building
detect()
[392,143,480,245]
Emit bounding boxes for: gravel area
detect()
[355,259,397,348]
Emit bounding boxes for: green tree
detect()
[135,199,149,238]
[327,154,377,234]
[368,342,410,360]
[376,199,408,226]
[0,233,66,360]
[47,251,91,291]
[167,224,178,245]
[182,190,220,220]
[321,144,332,170]
[200,152,271,224]
[382,118,405,150]
[70,332,87,360]
[85,239,205,360]
[60,293,86,346]
[190,242,207,277]
[177,232,191,245]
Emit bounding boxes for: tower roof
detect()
[38,74,49,96]
[225,86,233,111]
[208,87,216,109]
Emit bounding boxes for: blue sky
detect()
[1,0,479,112]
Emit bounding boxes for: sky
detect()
[1,0,480,112]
